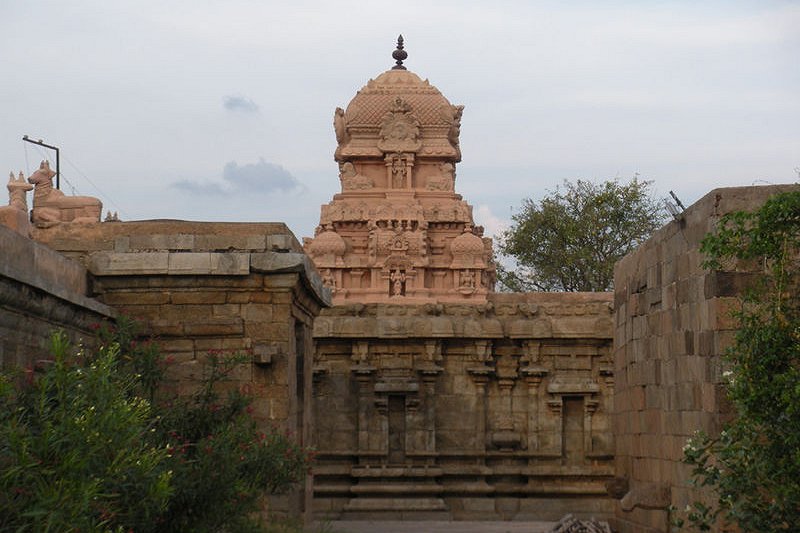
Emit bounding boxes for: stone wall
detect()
[611,185,797,533]
[0,224,114,370]
[312,292,615,521]
[32,220,330,518]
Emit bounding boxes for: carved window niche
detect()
[374,377,422,464]
[545,377,603,461]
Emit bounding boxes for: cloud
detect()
[172,158,303,195]
[473,204,509,240]
[223,95,259,113]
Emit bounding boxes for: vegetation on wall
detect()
[678,190,800,532]
[498,177,666,292]
[0,319,311,533]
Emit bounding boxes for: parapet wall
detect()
[611,185,797,533]
[0,224,114,369]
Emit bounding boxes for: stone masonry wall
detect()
[0,224,114,370]
[312,292,615,521]
[32,220,330,518]
[612,185,797,533]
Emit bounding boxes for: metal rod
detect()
[22,135,60,189]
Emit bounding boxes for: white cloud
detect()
[473,205,509,241]
[173,158,304,196]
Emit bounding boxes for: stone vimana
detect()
[2,36,793,533]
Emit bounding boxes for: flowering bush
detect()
[0,331,171,532]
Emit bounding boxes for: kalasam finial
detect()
[391,34,407,70]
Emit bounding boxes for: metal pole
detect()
[22,136,61,190]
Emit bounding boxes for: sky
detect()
[1,0,798,244]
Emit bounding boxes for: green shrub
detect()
[0,331,171,532]
[0,320,312,532]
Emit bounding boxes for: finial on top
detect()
[391,34,407,70]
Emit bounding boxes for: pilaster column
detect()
[521,365,548,453]
[467,368,491,453]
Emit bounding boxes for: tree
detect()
[677,190,800,532]
[498,177,666,292]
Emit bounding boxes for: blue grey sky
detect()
[1,0,798,242]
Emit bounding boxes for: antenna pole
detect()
[22,136,61,190]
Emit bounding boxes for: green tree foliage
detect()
[0,320,311,532]
[499,178,666,291]
[678,190,800,532]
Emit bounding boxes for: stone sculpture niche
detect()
[28,161,102,226]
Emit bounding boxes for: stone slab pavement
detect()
[315,521,555,533]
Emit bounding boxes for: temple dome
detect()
[344,69,454,130]
[450,229,486,269]
[308,229,346,268]
[335,58,464,161]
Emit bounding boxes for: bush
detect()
[0,320,312,532]
[0,331,171,532]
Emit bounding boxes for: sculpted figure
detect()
[339,162,372,190]
[28,161,101,225]
[448,105,464,147]
[333,107,349,145]
[390,269,406,296]
[378,98,422,153]
[7,171,32,211]
[427,162,455,191]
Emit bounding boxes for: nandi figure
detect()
[28,160,102,226]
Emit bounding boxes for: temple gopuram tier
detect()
[303,37,494,304]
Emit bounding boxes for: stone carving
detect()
[0,171,34,235]
[390,269,406,296]
[333,107,349,146]
[447,105,464,148]
[305,54,494,303]
[28,161,102,225]
[339,162,372,190]
[7,171,32,210]
[377,98,422,153]
[458,269,476,294]
[450,225,487,269]
[306,225,346,267]
[548,514,612,533]
[620,482,671,511]
[427,162,455,191]
[321,269,337,293]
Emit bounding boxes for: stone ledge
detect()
[251,252,331,307]
[0,225,114,317]
[89,251,250,276]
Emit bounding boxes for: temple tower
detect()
[304,36,495,304]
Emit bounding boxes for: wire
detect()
[61,154,129,219]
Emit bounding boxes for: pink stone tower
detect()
[304,36,495,304]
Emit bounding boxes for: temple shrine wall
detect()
[311,292,616,520]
